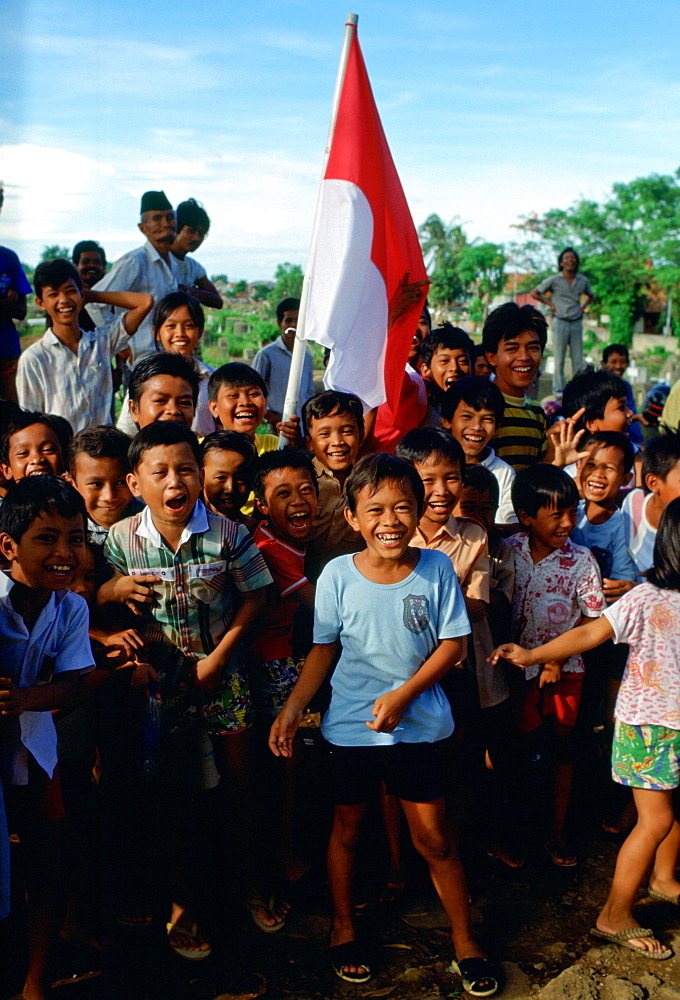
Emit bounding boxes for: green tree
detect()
[271,263,303,302]
[210,273,228,283]
[40,245,70,262]
[418,214,467,308]
[515,170,680,344]
[458,242,507,321]
[234,279,247,293]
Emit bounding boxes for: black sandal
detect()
[450,957,501,997]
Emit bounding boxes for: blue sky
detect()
[2,0,679,279]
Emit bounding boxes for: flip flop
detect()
[545,843,577,868]
[449,957,501,997]
[591,927,672,960]
[166,921,211,960]
[328,941,372,983]
[648,887,680,905]
[244,896,287,934]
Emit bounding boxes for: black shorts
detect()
[327,740,446,805]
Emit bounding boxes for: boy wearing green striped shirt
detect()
[483,303,548,473]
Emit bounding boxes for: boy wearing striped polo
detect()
[483,302,548,473]
[100,421,272,961]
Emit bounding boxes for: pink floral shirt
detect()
[604,582,680,729]
[508,533,605,680]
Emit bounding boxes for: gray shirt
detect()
[536,273,593,321]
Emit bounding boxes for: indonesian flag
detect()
[305,25,428,448]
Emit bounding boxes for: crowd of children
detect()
[2,269,680,1000]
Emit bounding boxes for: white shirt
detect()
[117,357,216,438]
[0,573,94,784]
[87,240,180,363]
[480,447,517,524]
[17,320,129,432]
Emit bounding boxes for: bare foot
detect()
[488,845,525,869]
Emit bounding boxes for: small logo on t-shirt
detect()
[403,594,430,634]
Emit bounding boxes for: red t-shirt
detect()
[251,523,308,660]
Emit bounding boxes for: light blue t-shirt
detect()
[571,501,638,583]
[314,549,470,747]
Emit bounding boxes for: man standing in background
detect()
[532,247,594,397]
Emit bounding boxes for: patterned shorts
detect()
[250,656,304,720]
[611,720,680,790]
[200,665,253,735]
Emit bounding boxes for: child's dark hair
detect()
[302,390,364,437]
[602,343,629,364]
[176,198,210,233]
[153,292,204,339]
[252,449,318,504]
[580,430,634,475]
[345,453,425,517]
[34,258,82,298]
[562,368,628,433]
[642,431,680,490]
[395,427,466,478]
[1,410,71,467]
[420,303,431,331]
[276,297,300,323]
[419,323,475,370]
[72,240,106,267]
[68,426,132,477]
[200,429,258,467]
[558,247,580,270]
[128,422,201,472]
[0,475,87,542]
[482,302,548,355]
[441,376,505,425]
[648,497,680,591]
[208,362,268,401]
[128,352,200,406]
[512,463,579,519]
[462,462,499,510]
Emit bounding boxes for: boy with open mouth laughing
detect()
[99,421,272,963]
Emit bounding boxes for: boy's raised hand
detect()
[269,703,303,758]
[367,688,410,734]
[547,408,590,467]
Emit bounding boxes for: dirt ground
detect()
[3,824,679,1000]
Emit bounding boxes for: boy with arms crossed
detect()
[270,454,500,998]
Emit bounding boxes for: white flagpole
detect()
[277,12,358,448]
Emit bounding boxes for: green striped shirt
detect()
[491,393,546,473]
[104,499,272,662]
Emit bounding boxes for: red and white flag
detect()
[304,24,428,446]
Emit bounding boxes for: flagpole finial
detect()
[346,13,358,26]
